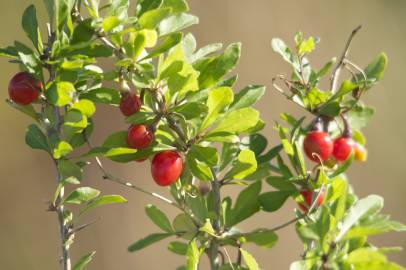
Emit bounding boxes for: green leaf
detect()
[145,204,173,233]
[354,53,388,89]
[72,99,96,117]
[128,233,173,252]
[336,195,384,241]
[227,181,261,227]
[230,85,266,111]
[80,195,127,215]
[348,106,374,130]
[6,101,39,121]
[25,124,49,152]
[139,8,171,29]
[241,229,278,249]
[58,159,83,182]
[200,87,234,130]
[135,0,162,17]
[46,82,75,106]
[158,13,199,36]
[260,190,293,212]
[22,5,42,52]
[186,240,200,270]
[199,219,216,236]
[53,141,73,159]
[0,46,19,59]
[329,153,354,178]
[189,43,222,63]
[63,110,88,140]
[64,187,100,205]
[298,37,315,55]
[187,153,214,181]
[271,38,298,69]
[80,88,121,105]
[168,241,188,255]
[173,213,197,240]
[185,195,208,222]
[126,111,156,124]
[209,108,260,135]
[198,43,241,89]
[72,251,96,270]
[174,102,208,120]
[143,32,183,60]
[240,248,260,270]
[161,0,189,13]
[347,248,405,270]
[224,150,257,180]
[103,131,128,147]
[266,176,296,191]
[191,145,218,166]
[102,16,121,32]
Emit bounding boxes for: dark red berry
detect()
[333,137,353,162]
[303,131,334,162]
[119,93,141,116]
[127,124,154,149]
[298,189,325,212]
[151,151,183,186]
[8,72,42,105]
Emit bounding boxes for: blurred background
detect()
[0,0,405,269]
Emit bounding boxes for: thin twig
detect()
[269,184,325,232]
[84,138,182,210]
[222,247,236,270]
[330,25,362,92]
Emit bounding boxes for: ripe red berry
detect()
[151,151,183,186]
[298,189,325,212]
[127,125,154,149]
[119,92,141,116]
[333,137,353,162]
[303,131,334,162]
[353,143,367,162]
[8,72,42,105]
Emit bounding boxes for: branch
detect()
[44,22,72,270]
[84,137,183,211]
[330,25,362,92]
[208,168,222,270]
[269,184,325,232]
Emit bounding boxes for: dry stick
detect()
[330,25,362,92]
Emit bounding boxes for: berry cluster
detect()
[303,117,367,164]
[298,117,367,212]
[119,92,183,187]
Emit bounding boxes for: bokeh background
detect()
[0,1,405,269]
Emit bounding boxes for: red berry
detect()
[353,143,367,162]
[303,131,334,162]
[298,189,325,212]
[119,93,141,116]
[151,151,183,186]
[8,72,42,105]
[127,125,154,149]
[333,137,353,162]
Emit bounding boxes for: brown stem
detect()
[208,168,221,270]
[330,25,362,92]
